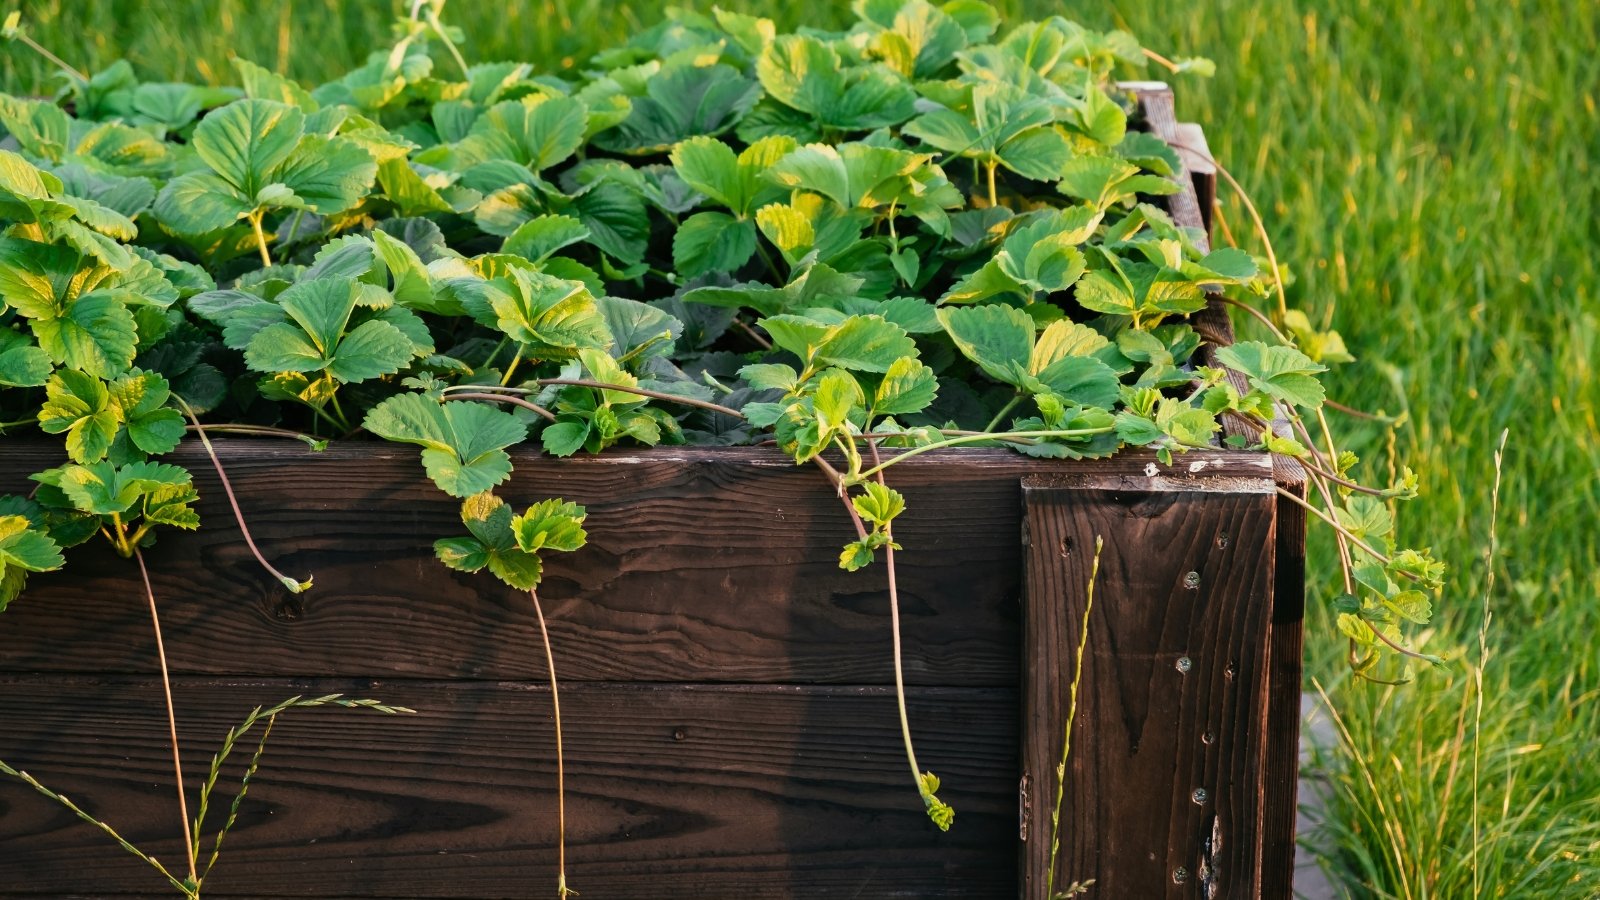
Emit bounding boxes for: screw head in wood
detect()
[1176,656,1193,673]
[1192,787,1208,804]
[1183,570,1201,589]
[1173,866,1189,884]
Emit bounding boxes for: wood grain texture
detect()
[0,443,1270,686]
[1175,122,1218,234]
[0,676,1016,898]
[1260,473,1308,899]
[1019,482,1277,899]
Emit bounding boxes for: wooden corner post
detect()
[1019,466,1280,898]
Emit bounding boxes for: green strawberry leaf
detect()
[152,172,255,233]
[36,370,113,464]
[806,315,918,374]
[511,498,588,554]
[434,492,543,590]
[0,514,65,610]
[502,214,591,264]
[903,83,1072,181]
[852,481,905,527]
[757,34,915,131]
[0,329,51,387]
[671,134,794,216]
[1074,261,1208,327]
[540,419,591,457]
[107,369,185,456]
[673,211,756,277]
[1213,340,1329,409]
[55,460,193,516]
[870,356,938,416]
[937,304,1033,385]
[191,98,306,197]
[244,277,412,384]
[30,291,139,380]
[363,394,529,498]
[454,94,589,172]
[858,0,970,78]
[270,134,378,215]
[483,269,611,362]
[593,62,761,154]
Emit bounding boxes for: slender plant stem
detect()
[982,393,1024,433]
[201,713,276,882]
[1275,486,1400,572]
[327,391,353,434]
[175,398,311,593]
[1046,535,1102,898]
[1213,196,1240,248]
[247,210,272,268]
[864,441,943,826]
[284,210,306,245]
[457,379,747,420]
[541,379,747,419]
[183,423,323,443]
[732,317,773,350]
[753,240,785,283]
[13,30,88,81]
[529,588,574,898]
[811,457,870,538]
[1216,294,1290,342]
[1473,430,1508,900]
[985,159,999,208]
[481,335,512,372]
[135,547,197,887]
[1140,46,1180,73]
[885,532,922,789]
[1324,398,1395,422]
[1169,143,1286,322]
[424,6,471,78]
[852,428,1115,482]
[1298,462,1392,497]
[500,352,523,386]
[0,758,190,895]
[447,391,557,422]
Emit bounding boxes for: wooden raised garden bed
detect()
[0,87,1307,898]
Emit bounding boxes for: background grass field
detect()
[6,1,1598,895]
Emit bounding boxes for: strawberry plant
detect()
[0,0,1443,892]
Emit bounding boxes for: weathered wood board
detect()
[0,444,1295,898]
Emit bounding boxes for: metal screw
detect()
[1183,570,1201,589]
[1202,730,1215,745]
[1173,866,1189,884]
[1192,787,1209,805]
[1175,656,1193,673]
[1217,531,1231,549]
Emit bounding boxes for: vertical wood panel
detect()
[1260,466,1308,899]
[1021,483,1276,899]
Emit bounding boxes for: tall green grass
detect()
[5,1,1598,895]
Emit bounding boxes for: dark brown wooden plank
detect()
[1260,467,1308,899]
[0,675,1016,898]
[1176,122,1218,235]
[0,443,1271,685]
[1019,482,1276,899]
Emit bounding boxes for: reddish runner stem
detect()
[135,548,197,886]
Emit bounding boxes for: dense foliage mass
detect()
[0,3,1436,672]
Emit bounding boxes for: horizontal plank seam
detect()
[0,674,1016,694]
